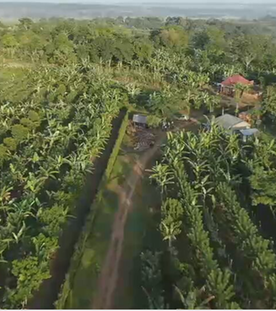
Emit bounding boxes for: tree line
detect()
[1,17,276,82]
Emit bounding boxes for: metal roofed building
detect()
[133,114,147,126]
[239,128,259,142]
[239,128,259,136]
[215,114,251,132]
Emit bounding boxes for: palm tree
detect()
[0,186,12,205]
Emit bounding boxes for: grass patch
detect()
[57,126,162,309]
[0,67,27,83]
[113,170,162,309]
[55,112,129,309]
[61,151,133,309]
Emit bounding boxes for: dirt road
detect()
[92,138,163,309]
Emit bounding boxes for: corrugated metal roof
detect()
[215,114,246,130]
[239,128,259,136]
[133,114,147,124]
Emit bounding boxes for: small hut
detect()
[239,128,259,142]
[215,114,251,133]
[133,114,147,128]
[218,74,254,97]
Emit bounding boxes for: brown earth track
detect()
[92,137,163,309]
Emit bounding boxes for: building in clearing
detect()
[217,74,254,97]
[215,113,259,140]
[215,113,251,133]
[239,128,259,142]
[221,74,254,87]
[133,114,147,127]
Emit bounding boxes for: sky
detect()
[0,0,272,2]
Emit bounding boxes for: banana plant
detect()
[174,285,215,309]
[150,163,174,195]
[207,269,238,309]
[11,221,27,244]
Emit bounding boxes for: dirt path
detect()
[92,137,163,309]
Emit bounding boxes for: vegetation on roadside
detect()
[55,110,128,309]
[0,64,125,308]
[145,124,276,309]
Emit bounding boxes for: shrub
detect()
[147,115,162,128]
[21,118,37,131]
[8,256,51,308]
[105,111,129,179]
[28,110,41,127]
[3,137,17,151]
[11,124,29,142]
[38,204,68,237]
[0,144,8,165]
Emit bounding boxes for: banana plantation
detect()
[146,124,276,309]
[1,16,276,309]
[0,64,125,308]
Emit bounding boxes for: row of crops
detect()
[0,64,125,308]
[142,123,276,309]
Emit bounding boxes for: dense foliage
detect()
[1,17,276,84]
[1,15,276,308]
[148,125,276,309]
[0,63,126,308]
[2,17,276,122]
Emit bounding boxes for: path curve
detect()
[92,137,163,309]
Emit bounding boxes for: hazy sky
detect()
[0,0,272,2]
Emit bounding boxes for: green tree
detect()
[19,18,34,30]
[1,33,18,56]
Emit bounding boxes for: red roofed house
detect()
[218,74,254,97]
[221,74,254,86]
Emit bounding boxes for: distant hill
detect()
[0,2,275,21]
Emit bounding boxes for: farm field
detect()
[146,126,276,309]
[0,64,125,308]
[1,15,276,310]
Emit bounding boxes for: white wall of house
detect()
[232,121,251,130]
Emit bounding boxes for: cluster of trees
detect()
[1,17,276,80]
[145,124,276,309]
[0,18,153,64]
[2,17,276,122]
[0,63,126,308]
